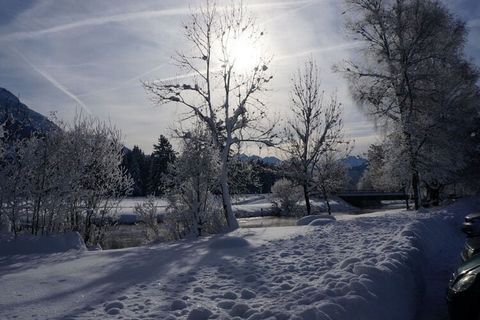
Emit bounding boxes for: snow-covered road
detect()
[1,199,479,320]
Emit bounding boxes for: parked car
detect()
[462,213,480,237]
[447,254,480,319]
[461,237,480,262]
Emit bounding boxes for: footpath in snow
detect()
[0,198,479,320]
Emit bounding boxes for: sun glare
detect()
[229,35,261,73]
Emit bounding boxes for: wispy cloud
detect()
[275,41,363,63]
[15,50,91,113]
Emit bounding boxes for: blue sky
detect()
[0,0,478,155]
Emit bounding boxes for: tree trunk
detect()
[425,182,442,206]
[303,183,311,216]
[412,171,420,210]
[404,128,421,210]
[219,155,238,230]
[321,186,331,215]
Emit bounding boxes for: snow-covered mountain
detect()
[0,87,58,140]
[235,153,282,165]
[341,156,368,189]
[341,155,368,168]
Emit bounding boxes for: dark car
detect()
[461,237,480,262]
[447,254,480,319]
[462,213,480,237]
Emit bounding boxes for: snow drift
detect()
[0,231,86,256]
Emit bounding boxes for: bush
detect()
[134,196,162,242]
[271,179,302,216]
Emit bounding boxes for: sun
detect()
[228,35,261,73]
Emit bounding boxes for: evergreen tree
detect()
[124,146,150,196]
[149,135,176,195]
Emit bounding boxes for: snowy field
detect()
[115,194,357,219]
[0,198,478,320]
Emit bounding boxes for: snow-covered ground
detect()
[116,197,169,216]
[1,198,478,320]
[115,194,358,220]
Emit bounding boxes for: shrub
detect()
[271,179,302,215]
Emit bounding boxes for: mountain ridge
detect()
[0,87,58,140]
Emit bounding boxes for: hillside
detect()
[0,87,58,140]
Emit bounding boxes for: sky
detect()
[0,0,478,156]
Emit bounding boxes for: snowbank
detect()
[297,214,336,226]
[0,231,86,256]
[208,236,251,250]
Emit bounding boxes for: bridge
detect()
[336,190,409,207]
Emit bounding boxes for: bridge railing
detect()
[336,190,407,195]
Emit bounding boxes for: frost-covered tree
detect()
[313,153,348,215]
[341,0,477,208]
[61,115,133,244]
[22,129,65,236]
[0,114,133,244]
[271,178,302,216]
[414,59,479,205]
[144,1,276,229]
[285,59,349,215]
[362,130,410,193]
[0,138,30,238]
[166,126,224,238]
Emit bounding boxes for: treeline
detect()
[122,135,280,197]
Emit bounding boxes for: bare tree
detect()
[286,59,348,215]
[341,0,471,209]
[144,1,276,229]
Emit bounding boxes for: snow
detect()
[301,196,357,213]
[232,195,276,218]
[208,236,251,250]
[0,231,86,256]
[116,197,169,216]
[308,218,336,226]
[112,195,356,222]
[1,198,478,320]
[297,215,336,226]
[114,195,275,220]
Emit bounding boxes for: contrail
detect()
[275,41,364,63]
[0,0,318,42]
[0,7,191,42]
[78,62,169,98]
[262,0,322,26]
[15,51,91,114]
[150,70,206,84]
